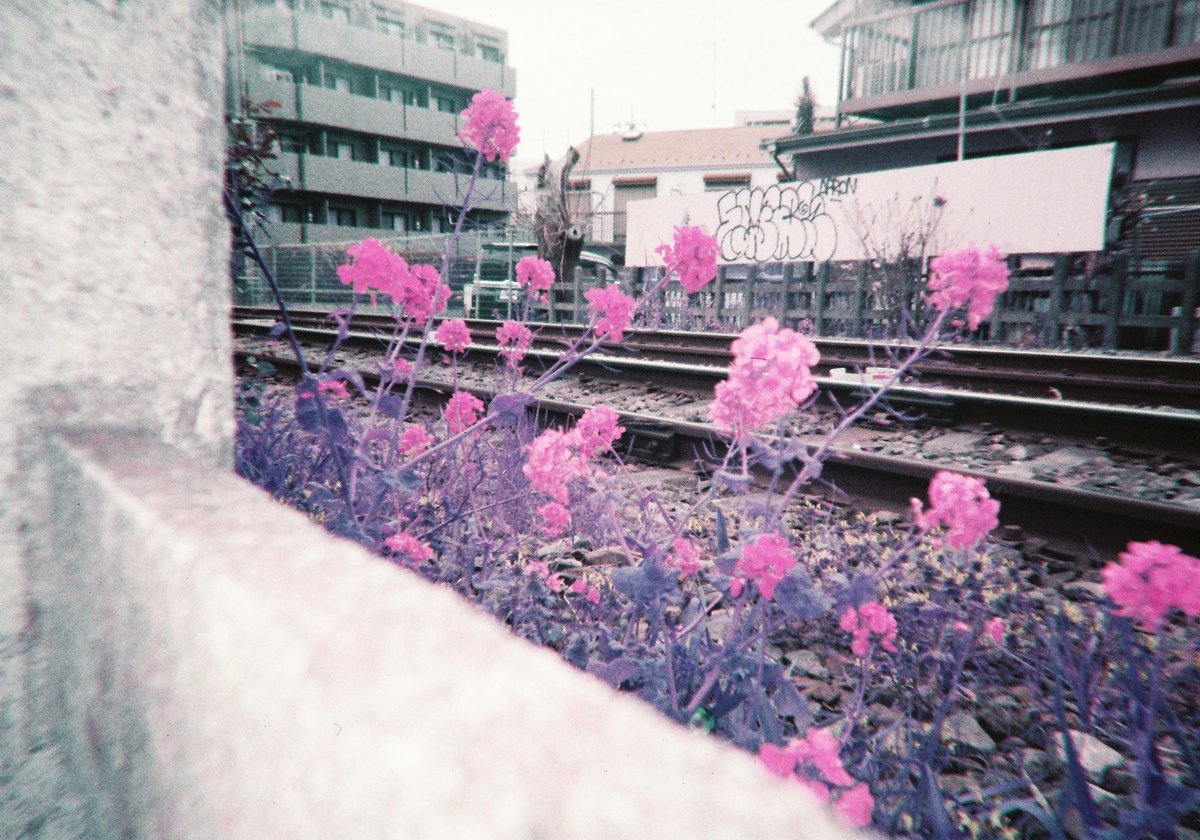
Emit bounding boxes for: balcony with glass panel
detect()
[835,0,1200,118]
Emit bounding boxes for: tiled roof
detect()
[572,124,793,174]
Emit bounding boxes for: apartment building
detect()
[778,0,1200,261]
[226,0,517,244]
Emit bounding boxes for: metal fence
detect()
[630,252,1200,354]
[237,236,1200,354]
[234,228,518,314]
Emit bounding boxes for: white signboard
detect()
[624,143,1116,265]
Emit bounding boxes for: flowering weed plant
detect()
[231,97,1198,836]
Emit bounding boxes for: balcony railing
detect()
[840,0,1200,105]
[241,5,515,97]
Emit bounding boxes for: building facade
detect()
[550,117,796,260]
[227,0,516,244]
[780,0,1200,262]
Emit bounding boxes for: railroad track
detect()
[232,322,1200,558]
[232,305,1200,411]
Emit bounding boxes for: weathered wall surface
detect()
[0,1,232,834]
[0,2,865,838]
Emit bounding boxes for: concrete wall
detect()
[0,2,865,838]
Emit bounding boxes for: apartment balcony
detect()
[836,0,1200,119]
[241,6,516,97]
[244,72,461,146]
[274,152,512,212]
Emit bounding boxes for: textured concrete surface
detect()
[0,1,232,835]
[21,431,865,839]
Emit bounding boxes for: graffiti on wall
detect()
[714,178,857,263]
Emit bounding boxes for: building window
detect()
[427,22,456,50]
[320,2,350,23]
[269,203,306,224]
[325,73,352,94]
[263,65,293,83]
[277,133,307,154]
[332,207,358,227]
[377,15,405,36]
[435,95,459,113]
[476,34,503,63]
[381,211,408,232]
[327,140,356,161]
[386,148,408,168]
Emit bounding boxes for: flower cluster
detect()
[709,317,820,437]
[584,285,636,342]
[730,533,796,599]
[457,89,520,162]
[654,224,718,293]
[759,728,874,827]
[384,531,433,564]
[434,318,472,353]
[515,255,555,296]
[522,405,623,504]
[569,578,601,603]
[522,428,590,504]
[317,379,348,399]
[496,320,533,367]
[1100,540,1200,631]
[398,424,433,455]
[444,390,484,435]
[667,536,703,577]
[927,245,1009,330]
[336,239,450,321]
[910,470,1000,548]
[538,501,571,537]
[840,601,899,657]
[574,405,624,456]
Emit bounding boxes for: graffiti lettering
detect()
[715,183,838,263]
[818,176,857,196]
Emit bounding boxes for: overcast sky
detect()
[424,0,842,169]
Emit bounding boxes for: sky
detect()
[423,0,842,171]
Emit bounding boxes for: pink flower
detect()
[1101,540,1200,631]
[574,405,624,456]
[458,88,520,162]
[833,782,874,827]
[584,285,636,342]
[666,536,703,577]
[709,317,820,437]
[758,742,798,778]
[732,533,795,600]
[841,602,898,658]
[515,255,555,294]
[523,427,589,503]
[654,224,718,293]
[444,390,484,435]
[928,245,1009,330]
[496,320,533,367]
[336,238,410,298]
[983,617,1005,644]
[393,263,450,322]
[398,424,433,456]
[797,727,855,787]
[569,578,601,603]
[384,532,432,563]
[911,470,999,548]
[538,501,571,537]
[392,357,413,377]
[527,560,563,593]
[434,318,471,353]
[317,379,349,398]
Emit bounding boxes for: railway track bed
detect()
[232,320,1200,557]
